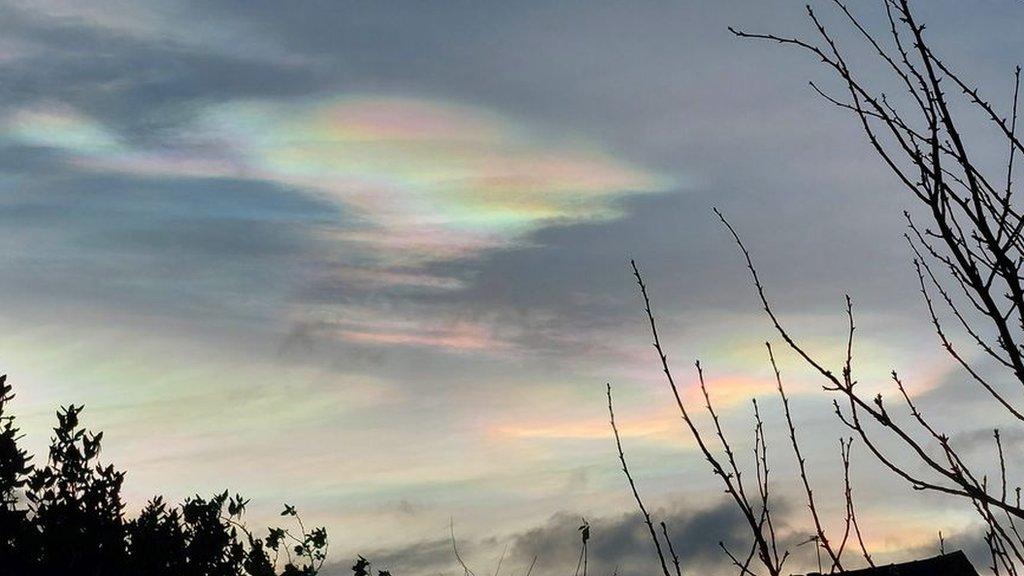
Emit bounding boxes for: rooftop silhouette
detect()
[800,552,980,576]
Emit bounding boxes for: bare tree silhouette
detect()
[617,1,1024,574]
[724,0,1024,573]
[620,261,870,576]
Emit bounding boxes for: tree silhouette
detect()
[0,374,328,576]
[614,1,1023,575]
[26,403,128,572]
[0,374,33,574]
[728,1,1024,573]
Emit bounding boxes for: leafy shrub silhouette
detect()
[1,374,34,573]
[351,554,393,576]
[0,374,328,576]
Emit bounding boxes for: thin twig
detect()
[607,383,672,576]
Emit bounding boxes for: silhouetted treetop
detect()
[0,373,328,576]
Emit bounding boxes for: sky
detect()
[2,1,1024,575]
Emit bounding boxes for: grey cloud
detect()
[319,496,993,576]
[0,3,326,142]
[322,500,759,576]
[915,362,1024,429]
[951,428,1024,455]
[506,503,753,576]
[0,161,342,335]
[388,189,922,373]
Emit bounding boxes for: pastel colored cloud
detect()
[1,3,1005,573]
[0,96,673,354]
[491,407,685,443]
[289,303,513,353]
[196,96,672,263]
[326,266,466,291]
[1,96,672,269]
[3,103,122,154]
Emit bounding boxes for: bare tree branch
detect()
[607,383,673,576]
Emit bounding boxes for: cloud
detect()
[1,1,1019,572]
[0,90,675,357]
[314,507,994,576]
[3,102,121,152]
[319,499,756,576]
[0,95,672,267]
[490,407,683,443]
[505,503,755,576]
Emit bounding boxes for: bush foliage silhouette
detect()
[0,374,328,576]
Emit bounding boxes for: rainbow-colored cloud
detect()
[0,96,673,353]
[2,96,673,267]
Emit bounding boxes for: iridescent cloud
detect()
[0,95,673,357]
[1,96,672,269]
[490,407,686,443]
[4,3,1009,574]
[4,103,121,154]
[0,95,675,354]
